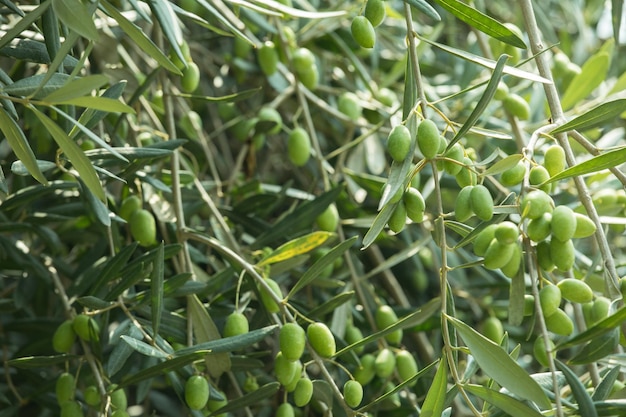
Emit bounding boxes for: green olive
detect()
[307,322,336,358]
[343,380,364,408]
[288,127,311,167]
[257,40,278,75]
[53,320,76,353]
[417,119,440,159]
[364,0,386,27]
[129,209,157,247]
[351,16,376,49]
[279,323,306,361]
[185,375,209,410]
[386,125,411,162]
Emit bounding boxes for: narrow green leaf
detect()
[306,291,355,319]
[42,74,108,102]
[613,0,624,44]
[151,243,165,336]
[2,73,71,99]
[463,384,544,417]
[10,160,56,176]
[8,354,77,369]
[335,298,440,356]
[31,107,105,201]
[245,0,346,19]
[76,296,115,310]
[288,236,357,298]
[121,335,168,358]
[188,294,231,377]
[508,267,525,326]
[0,39,79,68]
[361,202,397,250]
[561,52,610,110]
[0,2,51,50]
[552,99,626,134]
[148,0,184,62]
[592,366,621,401]
[77,178,111,226]
[570,329,619,365]
[52,0,98,40]
[54,96,134,113]
[195,0,249,42]
[418,36,551,84]
[433,0,525,48]
[207,383,280,417]
[119,350,209,388]
[404,0,441,21]
[71,81,128,135]
[449,54,508,148]
[258,231,333,267]
[0,108,48,185]
[420,355,448,417]
[176,87,261,102]
[558,306,626,349]
[100,0,181,74]
[554,359,598,417]
[594,400,626,415]
[251,186,343,249]
[545,147,626,185]
[88,243,138,295]
[402,51,417,120]
[174,325,278,357]
[447,315,550,408]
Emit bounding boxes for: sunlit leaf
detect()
[0,2,51,50]
[257,231,333,267]
[463,384,544,417]
[188,294,231,377]
[552,99,626,133]
[42,74,108,102]
[2,73,71,99]
[121,335,168,358]
[561,52,610,110]
[8,354,77,369]
[420,355,447,417]
[52,0,98,40]
[404,0,441,21]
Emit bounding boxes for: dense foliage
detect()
[1,0,626,416]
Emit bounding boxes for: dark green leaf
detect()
[558,307,626,349]
[207,382,280,417]
[287,236,357,298]
[174,325,278,357]
[0,2,50,50]
[121,335,168,358]
[151,243,165,336]
[77,296,114,310]
[42,74,108,102]
[8,354,77,369]
[306,291,355,319]
[552,99,626,133]
[188,294,231,377]
[119,350,209,388]
[464,384,544,417]
[433,0,526,48]
[554,359,598,417]
[449,54,508,148]
[448,315,550,408]
[561,52,610,110]
[0,108,48,185]
[592,366,621,401]
[88,243,138,296]
[546,147,626,185]
[52,0,98,40]
[570,329,619,365]
[0,39,79,68]
[404,0,441,21]
[594,400,626,416]
[420,356,447,417]
[78,178,111,226]
[147,0,184,64]
[10,160,56,176]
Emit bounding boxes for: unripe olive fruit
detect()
[521,190,554,219]
[56,372,75,404]
[181,62,200,93]
[274,351,298,386]
[417,119,440,159]
[364,0,386,27]
[316,204,339,232]
[243,375,259,393]
[258,40,278,75]
[483,240,516,270]
[557,278,593,304]
[404,187,425,223]
[277,402,295,417]
[288,127,311,167]
[283,360,303,392]
[470,184,494,221]
[259,278,282,313]
[111,411,129,417]
[536,240,555,271]
[443,143,465,175]
[526,213,552,242]
[185,375,209,410]
[338,92,362,121]
[395,350,418,386]
[351,16,376,49]
[495,221,519,244]
[387,201,406,233]
[590,297,610,325]
[130,209,157,247]
[344,324,365,354]
[386,125,411,162]
[529,165,551,192]
[110,386,127,410]
[533,337,556,367]
[539,285,561,318]
[500,160,526,186]
[481,316,504,343]
[73,314,99,341]
[375,305,403,345]
[455,157,477,187]
[374,348,396,378]
[354,354,376,385]
[455,185,474,222]
[83,385,101,407]
[524,294,535,316]
[473,224,497,257]
[343,380,364,408]
[494,81,509,100]
[223,312,249,338]
[500,243,522,278]
[279,323,306,361]
[545,308,574,335]
[550,238,575,271]
[257,107,282,135]
[60,401,84,417]
[53,320,76,353]
[307,322,336,358]
[573,213,597,238]
[297,65,319,90]
[544,144,566,177]
[292,48,316,73]
[294,378,314,407]
[550,206,576,242]
[119,195,142,222]
[503,93,530,120]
